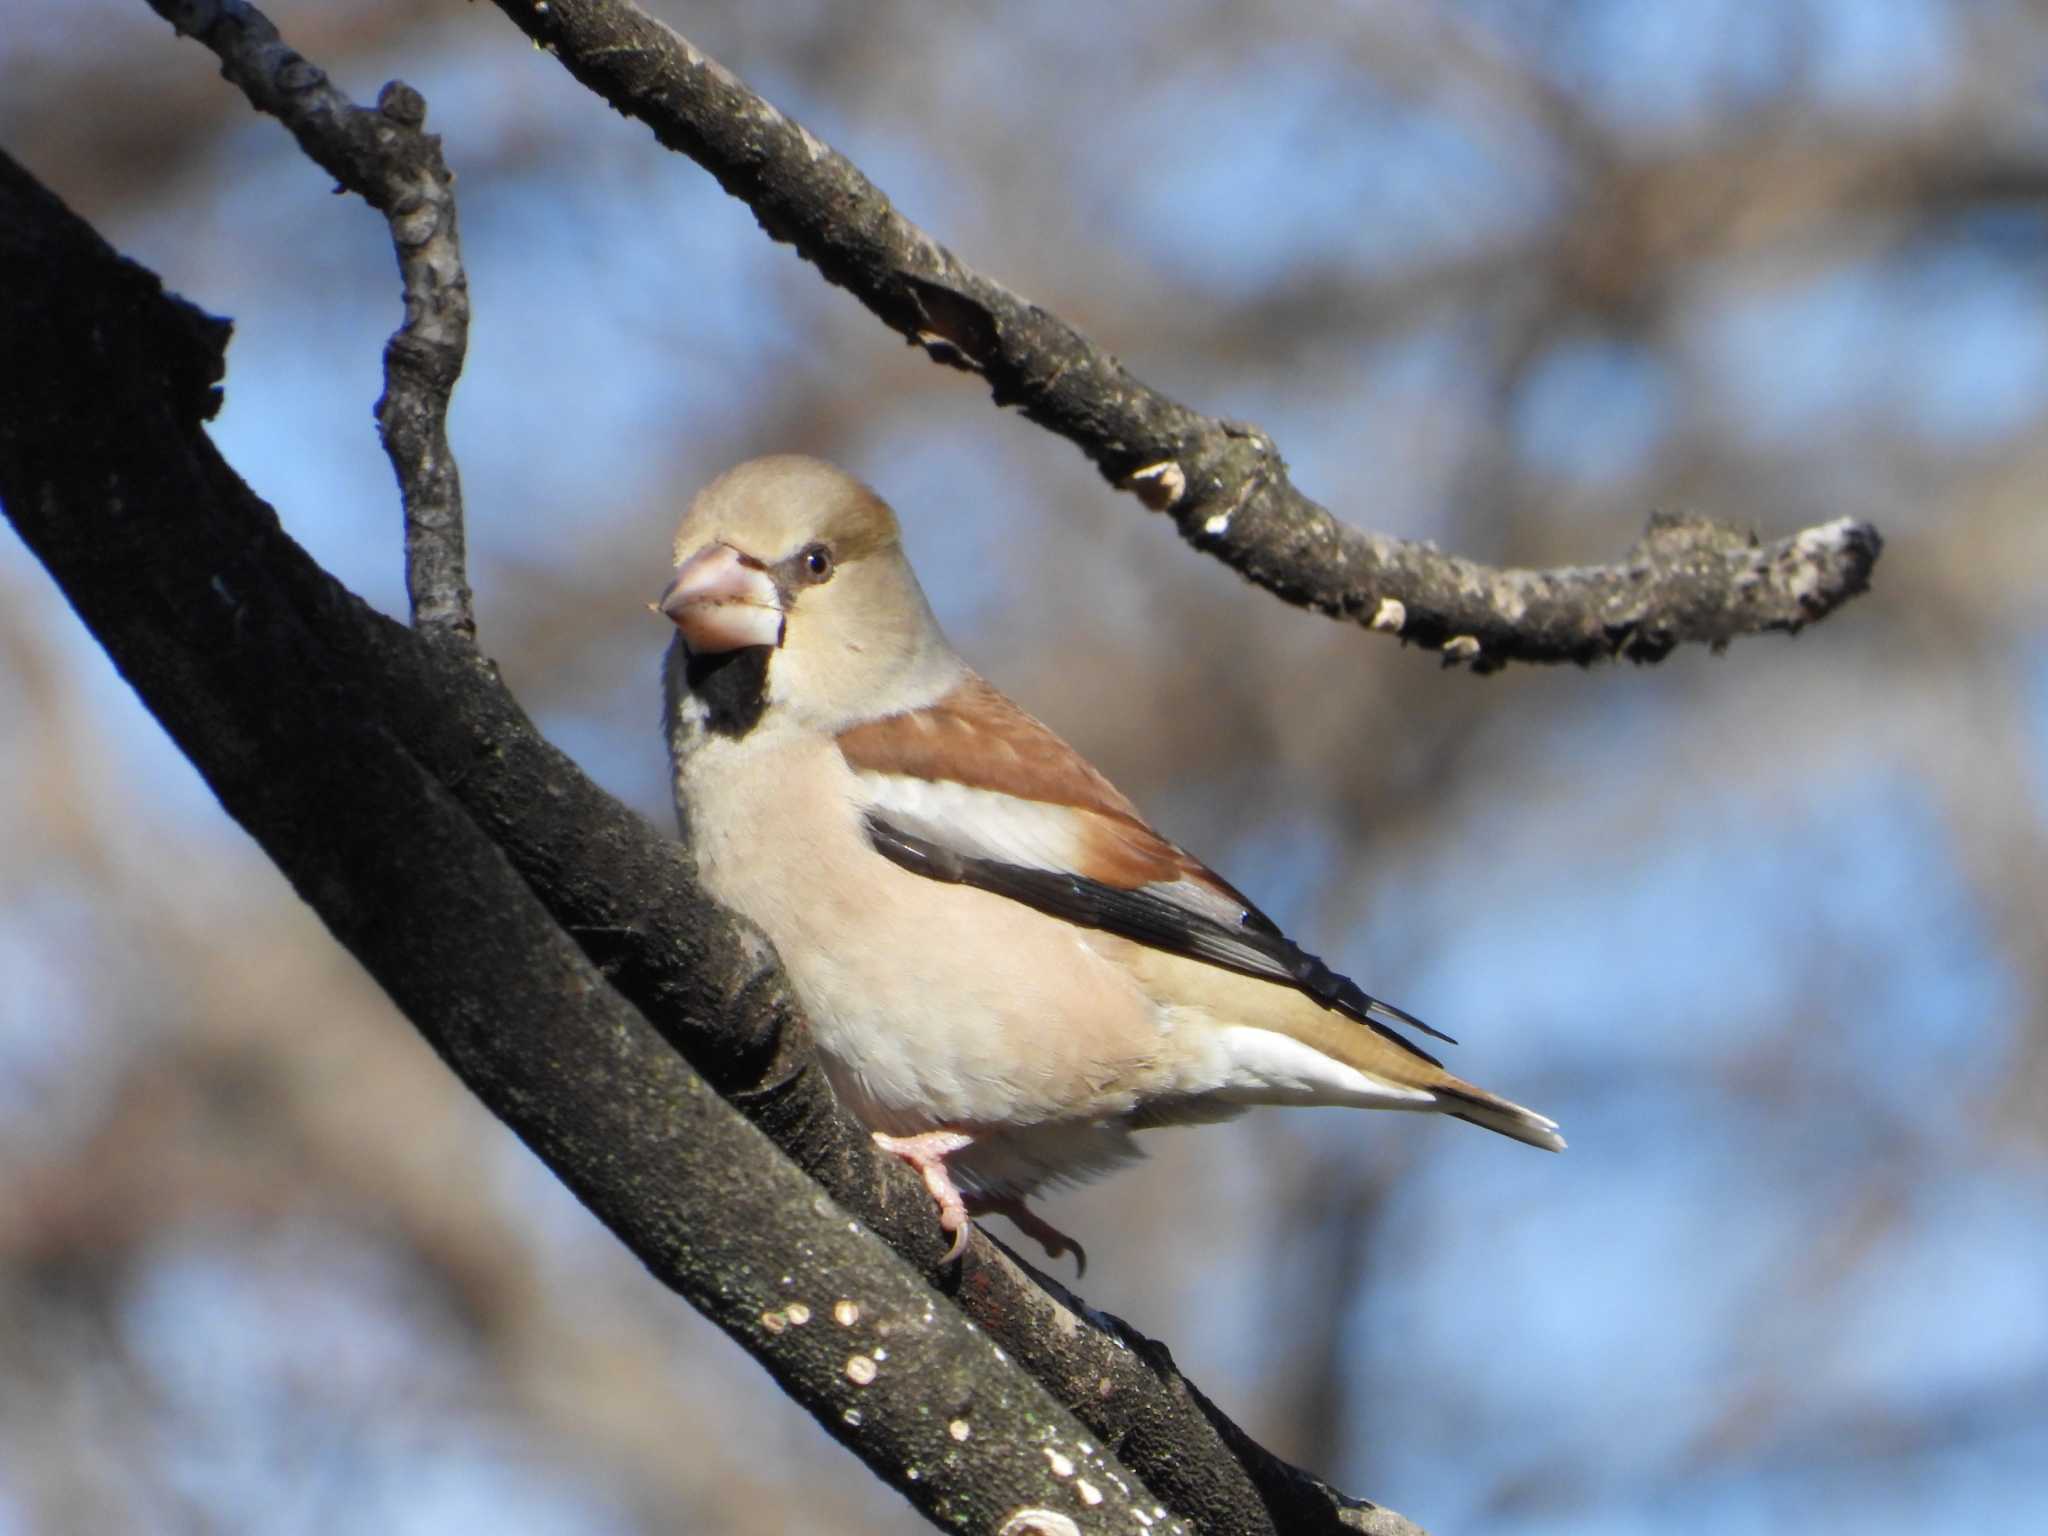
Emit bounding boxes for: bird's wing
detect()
[836,676,1448,1063]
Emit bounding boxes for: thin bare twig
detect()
[0,145,1204,1536]
[149,0,474,640]
[488,0,1881,672]
[83,8,1438,1532]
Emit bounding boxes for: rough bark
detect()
[0,148,1419,1536]
[482,0,1881,673]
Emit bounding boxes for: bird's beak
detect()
[657,542,783,653]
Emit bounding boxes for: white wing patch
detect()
[851,773,1250,925]
[1208,1026,1439,1110]
[850,771,1088,872]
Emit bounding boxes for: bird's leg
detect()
[872,1130,1089,1276]
[871,1129,977,1264]
[965,1192,1088,1279]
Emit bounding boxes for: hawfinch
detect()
[659,456,1561,1270]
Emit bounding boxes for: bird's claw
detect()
[873,1129,977,1265]
[967,1192,1088,1279]
[871,1128,1086,1277]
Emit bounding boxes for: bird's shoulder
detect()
[835,673,1243,896]
[834,672,1450,1058]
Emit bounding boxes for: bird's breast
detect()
[670,729,1179,1138]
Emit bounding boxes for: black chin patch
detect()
[686,645,773,739]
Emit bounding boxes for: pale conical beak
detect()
[657,542,783,653]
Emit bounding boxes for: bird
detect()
[656,455,1562,1272]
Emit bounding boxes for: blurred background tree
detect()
[3,1,2044,1531]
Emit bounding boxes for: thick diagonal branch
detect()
[484,0,1880,671]
[0,148,1198,1536]
[0,151,1424,1536]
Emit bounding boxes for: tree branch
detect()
[482,0,1881,672]
[0,149,1422,1536]
[0,147,1200,1536]
[149,0,474,639]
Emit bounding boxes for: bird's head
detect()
[658,456,956,737]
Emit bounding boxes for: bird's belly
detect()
[680,736,1177,1149]
[782,871,1168,1132]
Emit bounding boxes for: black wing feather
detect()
[864,814,1450,1065]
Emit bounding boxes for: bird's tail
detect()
[1432,1076,1566,1152]
[1149,961,1568,1150]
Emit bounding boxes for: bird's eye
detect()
[798,543,834,583]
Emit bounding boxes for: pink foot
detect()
[872,1130,977,1264]
[870,1131,1087,1276]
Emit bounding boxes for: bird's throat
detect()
[686,645,773,739]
